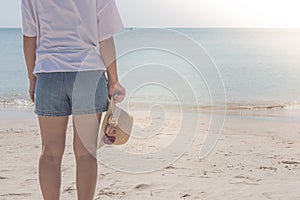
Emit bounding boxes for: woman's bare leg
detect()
[73,113,101,200]
[38,116,69,200]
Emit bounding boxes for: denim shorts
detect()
[34,70,109,117]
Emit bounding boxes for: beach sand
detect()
[0,108,300,200]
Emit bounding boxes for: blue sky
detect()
[1,0,300,28]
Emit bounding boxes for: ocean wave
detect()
[226,102,300,110]
[0,94,34,109]
[1,94,300,111]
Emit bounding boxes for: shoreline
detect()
[1,104,300,120]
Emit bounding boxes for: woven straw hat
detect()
[97,99,133,148]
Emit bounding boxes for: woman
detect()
[22,0,125,199]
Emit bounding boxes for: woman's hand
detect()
[108,81,126,103]
[29,76,36,103]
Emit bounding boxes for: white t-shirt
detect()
[21,0,124,75]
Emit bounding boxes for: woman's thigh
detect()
[38,116,69,156]
[72,113,102,158]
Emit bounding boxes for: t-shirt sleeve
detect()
[21,0,37,37]
[97,0,125,42]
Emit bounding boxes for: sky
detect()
[0,0,300,28]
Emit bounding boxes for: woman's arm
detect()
[23,36,37,80]
[100,37,125,102]
[23,36,37,102]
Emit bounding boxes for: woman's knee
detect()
[73,142,97,160]
[40,143,65,160]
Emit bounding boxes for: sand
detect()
[0,108,300,200]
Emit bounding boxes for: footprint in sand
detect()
[96,189,126,198]
[64,186,76,193]
[165,165,176,170]
[280,160,300,170]
[0,193,31,197]
[180,193,191,198]
[134,183,151,190]
[281,160,300,165]
[63,182,76,193]
[234,175,262,182]
[259,166,277,171]
[230,175,262,185]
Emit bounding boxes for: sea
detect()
[1,28,300,112]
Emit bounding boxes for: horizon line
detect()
[0,26,300,29]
